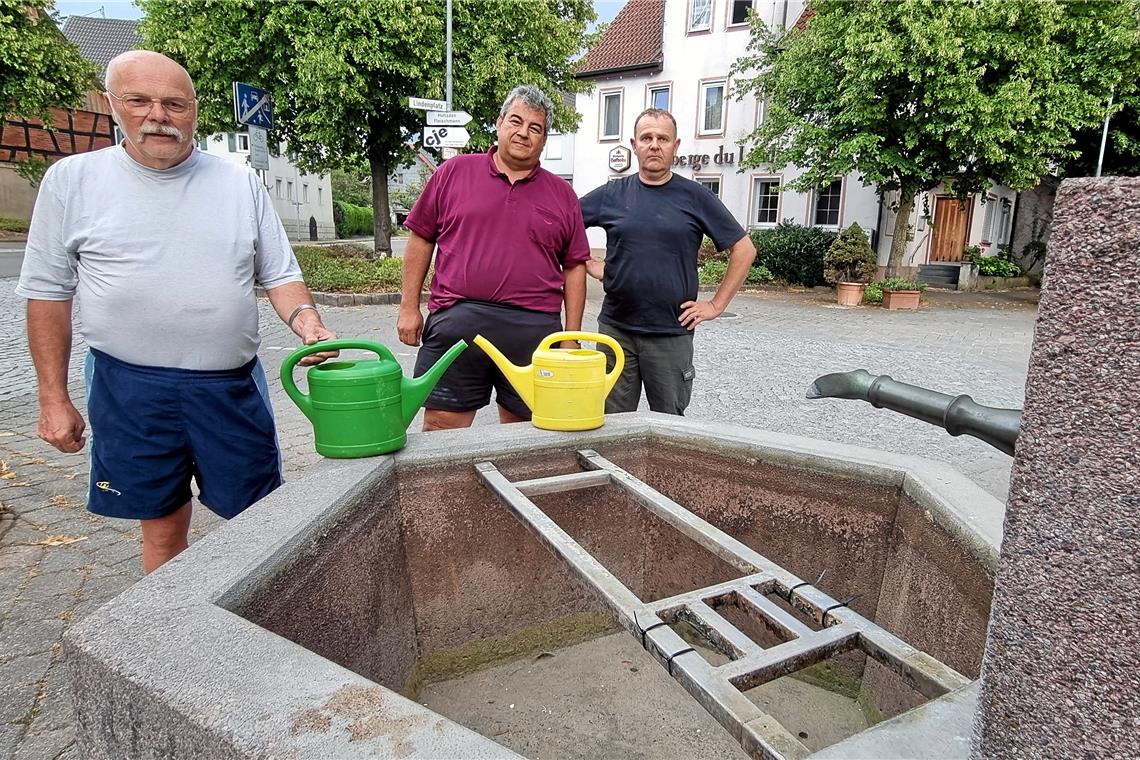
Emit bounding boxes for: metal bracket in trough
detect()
[476,449,971,760]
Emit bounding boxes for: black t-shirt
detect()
[580,174,746,335]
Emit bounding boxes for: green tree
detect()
[139,0,594,256]
[1065,91,1140,177]
[733,0,1140,272]
[331,167,373,208]
[1,0,98,124]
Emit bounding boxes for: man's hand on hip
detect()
[679,299,724,331]
[398,305,424,346]
[38,400,86,453]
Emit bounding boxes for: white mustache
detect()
[140,124,185,141]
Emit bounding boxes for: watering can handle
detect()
[279,339,396,421]
[537,331,626,397]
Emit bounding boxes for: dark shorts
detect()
[414,300,563,418]
[84,349,283,521]
[598,321,696,416]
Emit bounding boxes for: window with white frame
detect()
[287,181,294,201]
[814,179,842,226]
[729,0,753,26]
[755,99,767,127]
[998,198,1012,243]
[649,85,670,111]
[981,196,997,243]
[689,0,712,32]
[545,134,563,160]
[601,91,622,140]
[303,184,309,203]
[236,132,250,153]
[700,80,726,135]
[275,178,282,199]
[318,187,323,205]
[752,177,780,225]
[696,176,722,197]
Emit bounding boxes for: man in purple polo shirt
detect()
[398,84,590,430]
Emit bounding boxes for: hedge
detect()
[750,221,837,287]
[332,200,374,238]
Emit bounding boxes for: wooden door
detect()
[929,196,972,262]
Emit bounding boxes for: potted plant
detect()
[824,222,877,306]
[879,276,927,310]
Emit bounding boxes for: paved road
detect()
[0,277,1036,759]
[0,245,24,279]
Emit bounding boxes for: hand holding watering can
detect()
[281,339,467,458]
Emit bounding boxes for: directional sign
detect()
[423,126,470,149]
[426,110,473,127]
[233,82,273,130]
[409,97,448,112]
[248,126,269,171]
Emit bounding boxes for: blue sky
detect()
[54,1,627,25]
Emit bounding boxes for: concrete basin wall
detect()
[65,414,1004,759]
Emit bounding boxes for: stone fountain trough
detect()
[65,413,1002,759]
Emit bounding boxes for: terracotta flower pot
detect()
[883,289,921,310]
[835,282,867,306]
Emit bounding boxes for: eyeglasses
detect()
[107,92,196,116]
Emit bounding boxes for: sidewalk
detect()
[0,279,1037,759]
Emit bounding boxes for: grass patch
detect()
[294,244,420,293]
[1,217,30,233]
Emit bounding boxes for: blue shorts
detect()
[84,349,283,521]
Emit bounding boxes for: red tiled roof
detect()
[576,0,664,78]
[793,6,816,31]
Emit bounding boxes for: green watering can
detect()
[281,339,467,458]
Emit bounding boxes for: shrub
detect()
[823,222,877,284]
[0,217,30,233]
[698,259,727,285]
[294,245,421,292]
[698,235,726,265]
[750,221,837,287]
[864,277,927,304]
[974,255,1021,278]
[880,276,927,291]
[332,200,374,238]
[745,265,774,285]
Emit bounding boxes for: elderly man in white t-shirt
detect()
[17,50,336,573]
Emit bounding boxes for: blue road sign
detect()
[233,82,273,130]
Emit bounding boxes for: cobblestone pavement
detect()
[0,276,1036,759]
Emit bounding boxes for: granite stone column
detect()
[973,177,1139,757]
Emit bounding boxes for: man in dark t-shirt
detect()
[580,108,756,415]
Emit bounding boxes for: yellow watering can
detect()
[473,331,624,431]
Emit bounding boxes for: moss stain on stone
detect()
[403,612,617,699]
[791,660,863,700]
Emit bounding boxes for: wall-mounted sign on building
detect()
[608,145,631,173]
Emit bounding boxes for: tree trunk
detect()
[368,150,393,259]
[887,189,916,276]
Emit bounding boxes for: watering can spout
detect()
[472,334,536,413]
[401,339,468,427]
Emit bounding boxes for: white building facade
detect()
[572,0,1016,273]
[199,132,335,241]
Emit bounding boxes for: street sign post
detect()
[426,110,472,127]
[409,97,448,112]
[248,126,269,170]
[423,126,470,149]
[233,82,273,130]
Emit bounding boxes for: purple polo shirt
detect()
[405,146,591,314]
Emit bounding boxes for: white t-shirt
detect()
[17,144,302,370]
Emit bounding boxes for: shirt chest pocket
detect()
[527,205,564,255]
